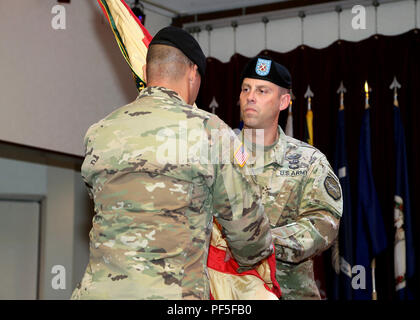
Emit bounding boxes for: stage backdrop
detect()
[197,29,420,299]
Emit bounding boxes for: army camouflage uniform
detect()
[71,86,273,300]
[242,126,343,300]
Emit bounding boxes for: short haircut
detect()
[146,44,194,83]
[278,87,291,97]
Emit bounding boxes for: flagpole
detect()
[289,90,295,115]
[364,81,371,110]
[209,96,219,114]
[371,259,378,300]
[304,86,314,146]
[389,76,410,297]
[390,76,401,108]
[305,86,313,111]
[331,82,347,275]
[364,80,378,300]
[286,100,293,135]
[337,81,346,111]
[285,91,294,137]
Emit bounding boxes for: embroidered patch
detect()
[234,143,249,167]
[255,58,272,76]
[324,175,341,201]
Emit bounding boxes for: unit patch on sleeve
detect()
[324,174,341,201]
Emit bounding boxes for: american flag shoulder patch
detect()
[234,143,249,167]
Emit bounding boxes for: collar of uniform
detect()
[242,126,286,168]
[274,125,287,165]
[136,86,188,105]
[263,126,287,166]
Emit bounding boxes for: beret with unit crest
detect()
[240,55,292,89]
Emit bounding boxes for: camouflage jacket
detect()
[242,126,343,299]
[71,86,272,300]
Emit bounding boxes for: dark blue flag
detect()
[354,107,388,300]
[331,109,354,300]
[393,105,415,300]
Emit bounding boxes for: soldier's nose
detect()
[247,92,256,104]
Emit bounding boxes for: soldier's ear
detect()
[143,64,147,83]
[188,64,198,82]
[279,93,290,112]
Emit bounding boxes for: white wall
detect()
[195,0,420,62]
[0,158,47,196]
[144,7,172,36]
[0,148,92,299]
[0,0,170,157]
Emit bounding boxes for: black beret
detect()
[240,55,292,89]
[150,26,206,78]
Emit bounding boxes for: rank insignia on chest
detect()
[285,153,301,170]
[234,143,249,167]
[255,58,272,76]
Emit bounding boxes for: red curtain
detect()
[196,29,420,299]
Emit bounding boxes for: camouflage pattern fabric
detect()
[71,86,273,300]
[241,126,343,300]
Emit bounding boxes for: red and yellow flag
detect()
[208,219,281,299]
[97,0,152,91]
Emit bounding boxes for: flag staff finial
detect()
[289,90,295,112]
[337,81,347,110]
[304,85,314,111]
[209,96,219,114]
[364,81,371,109]
[389,76,401,108]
